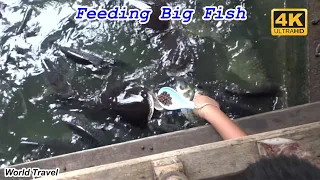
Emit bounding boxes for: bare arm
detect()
[193,93,247,140]
[200,105,247,140]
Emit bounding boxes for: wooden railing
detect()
[39,121,320,180]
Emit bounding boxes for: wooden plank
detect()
[2,101,320,177]
[39,121,320,180]
[283,0,309,106]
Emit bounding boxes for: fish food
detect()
[158,91,172,106]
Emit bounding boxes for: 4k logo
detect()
[271,8,308,36]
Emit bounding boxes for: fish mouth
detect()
[175,78,197,101]
[147,90,164,111]
[146,91,155,121]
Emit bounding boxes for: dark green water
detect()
[0,0,307,167]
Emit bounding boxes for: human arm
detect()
[193,93,247,140]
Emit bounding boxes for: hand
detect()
[193,93,220,118]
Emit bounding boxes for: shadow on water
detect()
[0,0,307,166]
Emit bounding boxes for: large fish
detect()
[54,110,113,147]
[128,0,170,31]
[171,77,279,125]
[18,137,85,161]
[59,80,163,128]
[171,77,208,126]
[17,109,132,161]
[16,6,33,35]
[154,29,198,77]
[59,46,130,69]
[142,1,170,31]
[217,38,282,97]
[41,59,73,99]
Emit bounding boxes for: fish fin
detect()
[60,46,103,66]
[16,6,33,35]
[148,90,164,111]
[60,46,130,70]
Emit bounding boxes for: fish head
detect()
[174,77,207,126]
[174,77,205,101]
[105,83,156,126]
[144,1,170,31]
[161,30,196,77]
[147,90,164,112]
[42,59,73,98]
[46,71,73,97]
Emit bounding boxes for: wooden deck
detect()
[39,121,320,180]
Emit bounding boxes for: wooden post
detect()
[152,156,188,180]
[257,138,320,168]
[308,0,320,101]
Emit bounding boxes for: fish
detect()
[59,46,129,69]
[156,29,197,77]
[41,59,73,99]
[143,1,170,31]
[98,81,159,128]
[128,0,170,31]
[148,109,187,133]
[16,6,33,35]
[19,137,85,159]
[224,82,281,97]
[171,77,269,124]
[172,77,208,126]
[203,37,282,98]
[40,15,77,50]
[58,81,160,129]
[17,133,91,161]
[56,111,112,147]
[179,3,282,98]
